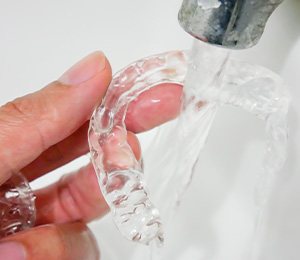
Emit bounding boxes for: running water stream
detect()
[88,40,290,259]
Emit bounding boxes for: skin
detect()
[0,51,182,259]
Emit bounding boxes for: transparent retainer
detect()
[0,172,36,238]
[89,51,188,246]
[88,47,290,247]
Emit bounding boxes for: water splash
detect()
[197,0,221,10]
[88,40,289,257]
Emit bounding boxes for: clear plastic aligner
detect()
[89,44,289,247]
[88,51,188,246]
[0,172,36,238]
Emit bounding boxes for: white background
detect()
[0,0,299,259]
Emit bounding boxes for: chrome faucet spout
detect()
[178,0,284,49]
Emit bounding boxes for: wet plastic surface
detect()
[0,173,36,238]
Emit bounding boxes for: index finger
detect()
[0,52,112,184]
[22,82,182,180]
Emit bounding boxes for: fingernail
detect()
[0,242,26,260]
[59,51,107,85]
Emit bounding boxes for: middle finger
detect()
[34,131,141,225]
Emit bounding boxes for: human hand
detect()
[0,52,182,260]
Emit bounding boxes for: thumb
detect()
[0,222,100,260]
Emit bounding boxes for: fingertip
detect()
[0,241,26,260]
[59,51,110,86]
[125,83,183,133]
[1,223,100,260]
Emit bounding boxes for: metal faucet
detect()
[178,0,283,49]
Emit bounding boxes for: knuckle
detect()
[0,82,71,149]
[35,224,66,245]
[0,97,48,150]
[38,224,63,238]
[35,225,66,257]
[0,81,70,124]
[1,98,35,121]
[57,175,83,221]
